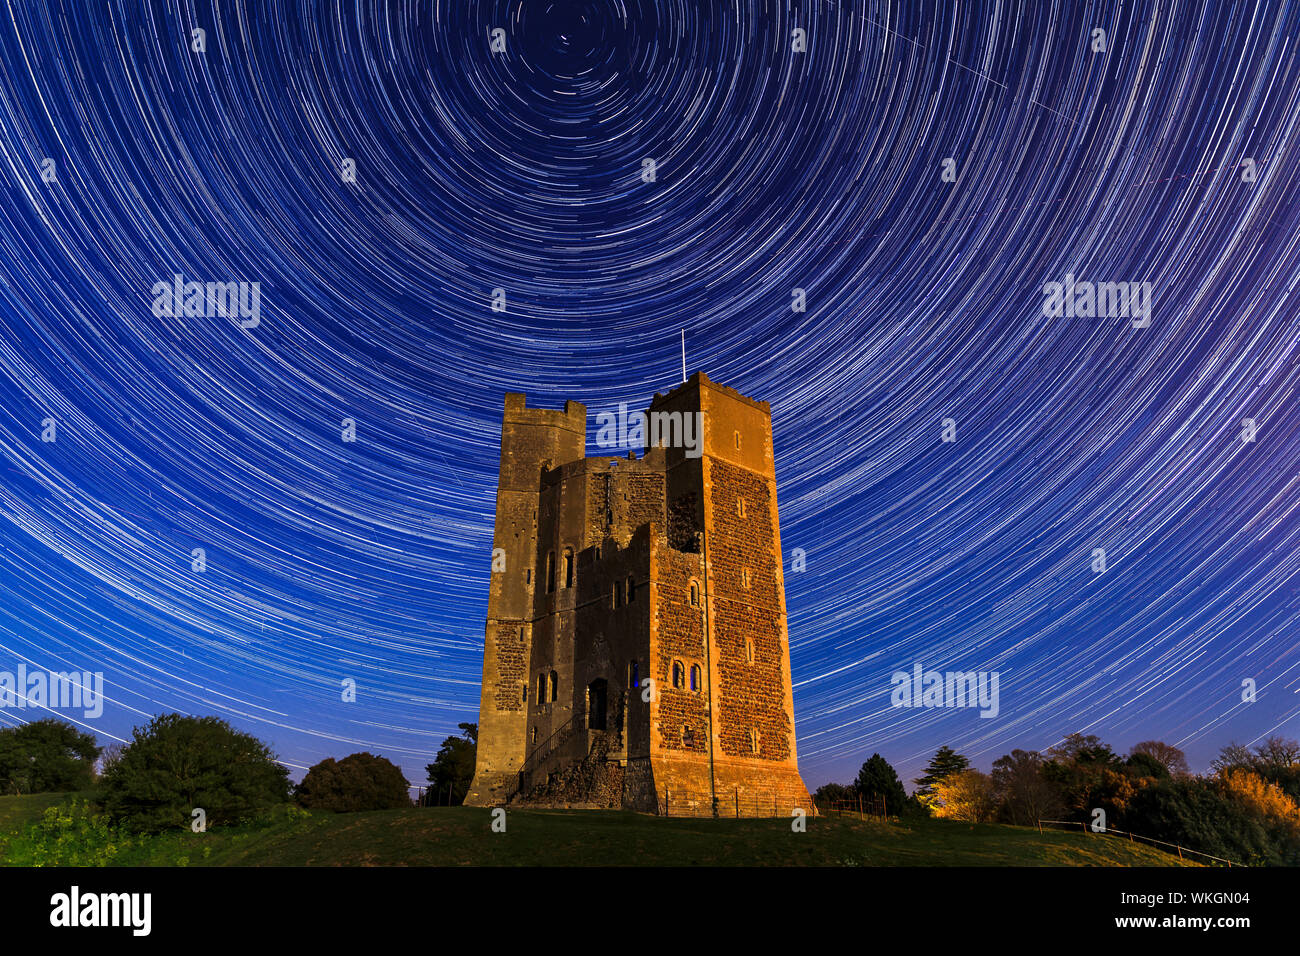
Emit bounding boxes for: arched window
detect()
[522,685,528,703]
[682,726,695,748]
[548,670,558,702]
[628,660,639,692]
[546,551,556,593]
[671,661,685,689]
[613,581,622,608]
[689,581,699,607]
[689,664,701,692]
[736,497,746,518]
[741,567,751,588]
[626,576,635,602]
[537,673,546,703]
[531,726,538,744]
[563,548,574,588]
[745,638,754,663]
[734,431,742,450]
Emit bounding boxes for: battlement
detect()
[503,392,588,433]
[651,371,772,415]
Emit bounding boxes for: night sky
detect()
[1,1,1298,794]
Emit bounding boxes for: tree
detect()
[1125,752,1171,780]
[1211,738,1300,790]
[98,742,124,779]
[1220,768,1300,837]
[931,770,997,822]
[100,714,290,832]
[1047,732,1120,767]
[1210,742,1254,774]
[990,749,1063,825]
[853,753,908,815]
[296,752,411,812]
[1253,737,1300,773]
[0,719,100,795]
[812,782,855,810]
[1043,733,1136,822]
[425,722,477,805]
[914,745,970,809]
[1126,776,1289,866]
[1129,740,1190,777]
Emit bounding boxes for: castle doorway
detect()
[587,679,607,730]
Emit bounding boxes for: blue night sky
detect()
[0,1,1297,794]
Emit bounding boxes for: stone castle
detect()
[464,372,812,816]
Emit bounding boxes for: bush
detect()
[295,753,411,812]
[100,714,291,832]
[1125,776,1282,866]
[0,719,100,794]
[3,799,134,866]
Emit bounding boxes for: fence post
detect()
[858,793,863,821]
[1037,820,1042,835]
[1177,844,1183,860]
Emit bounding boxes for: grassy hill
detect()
[0,793,1199,866]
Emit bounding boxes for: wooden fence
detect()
[1037,819,1242,866]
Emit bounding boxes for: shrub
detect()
[100,714,291,832]
[295,753,411,812]
[3,799,133,866]
[1125,777,1280,866]
[0,719,100,795]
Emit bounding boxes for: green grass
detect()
[0,794,1201,865]
[0,791,98,859]
[0,791,93,833]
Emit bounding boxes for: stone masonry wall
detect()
[625,474,664,531]
[654,547,707,755]
[708,458,790,759]
[492,622,527,711]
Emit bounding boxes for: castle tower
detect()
[465,373,811,815]
[464,393,586,806]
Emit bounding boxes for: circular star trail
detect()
[0,0,1297,788]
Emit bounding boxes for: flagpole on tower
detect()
[681,329,686,383]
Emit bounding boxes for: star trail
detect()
[0,0,1298,792]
